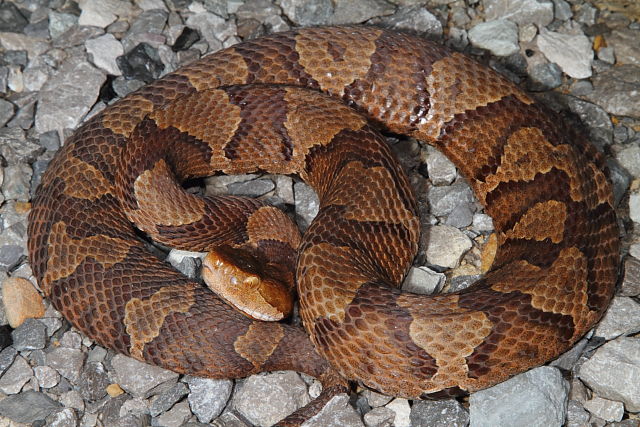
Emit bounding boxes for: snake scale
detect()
[27,26,619,424]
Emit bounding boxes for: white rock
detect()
[385,398,411,427]
[363,406,395,427]
[594,296,640,339]
[34,365,61,389]
[426,225,472,269]
[424,148,456,186]
[0,355,33,394]
[630,191,640,223]
[402,266,445,295]
[583,396,624,422]
[472,213,494,232]
[469,366,569,427]
[78,0,118,27]
[579,337,640,411]
[233,372,310,427]
[85,34,123,76]
[536,28,593,79]
[110,354,179,398]
[185,376,232,423]
[616,144,640,178]
[469,20,519,56]
[302,394,364,427]
[484,0,554,26]
[35,58,106,136]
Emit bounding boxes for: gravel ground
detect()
[0,0,639,426]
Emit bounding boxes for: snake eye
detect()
[230,276,239,286]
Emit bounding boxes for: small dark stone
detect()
[99,75,119,104]
[79,362,110,401]
[11,318,47,351]
[3,50,28,66]
[0,325,12,351]
[584,23,611,37]
[150,382,189,417]
[0,391,61,423]
[98,394,129,426]
[172,27,200,51]
[116,43,164,83]
[0,3,28,33]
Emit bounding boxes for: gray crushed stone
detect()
[0,0,636,425]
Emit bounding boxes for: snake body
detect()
[28,26,619,419]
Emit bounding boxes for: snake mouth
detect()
[202,250,293,321]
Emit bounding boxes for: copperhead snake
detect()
[27,26,620,424]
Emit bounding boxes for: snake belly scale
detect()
[27,25,619,421]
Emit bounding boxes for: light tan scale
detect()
[28,26,620,425]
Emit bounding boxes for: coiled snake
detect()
[27,26,619,424]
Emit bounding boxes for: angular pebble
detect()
[410,399,469,427]
[0,355,32,394]
[1,277,45,328]
[330,0,395,25]
[594,296,640,339]
[579,337,640,411]
[11,317,46,351]
[616,144,640,178]
[85,33,123,76]
[566,400,590,427]
[583,396,624,422]
[536,28,593,79]
[35,58,106,135]
[46,408,78,427]
[302,394,364,427]
[234,372,310,427]
[153,399,191,427]
[111,354,179,398]
[469,366,568,427]
[428,181,474,217]
[47,347,85,383]
[0,390,60,423]
[0,98,15,127]
[382,6,442,35]
[185,376,232,423]
[621,256,640,296]
[469,20,519,56]
[78,361,110,401]
[385,398,411,427]
[34,365,61,389]
[607,28,640,66]
[484,0,553,26]
[279,0,333,26]
[402,266,445,295]
[424,148,456,185]
[150,381,189,417]
[294,182,319,231]
[363,406,395,427]
[585,65,640,119]
[426,225,472,269]
[78,0,119,27]
[227,178,275,197]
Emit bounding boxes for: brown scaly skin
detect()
[27,26,619,423]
